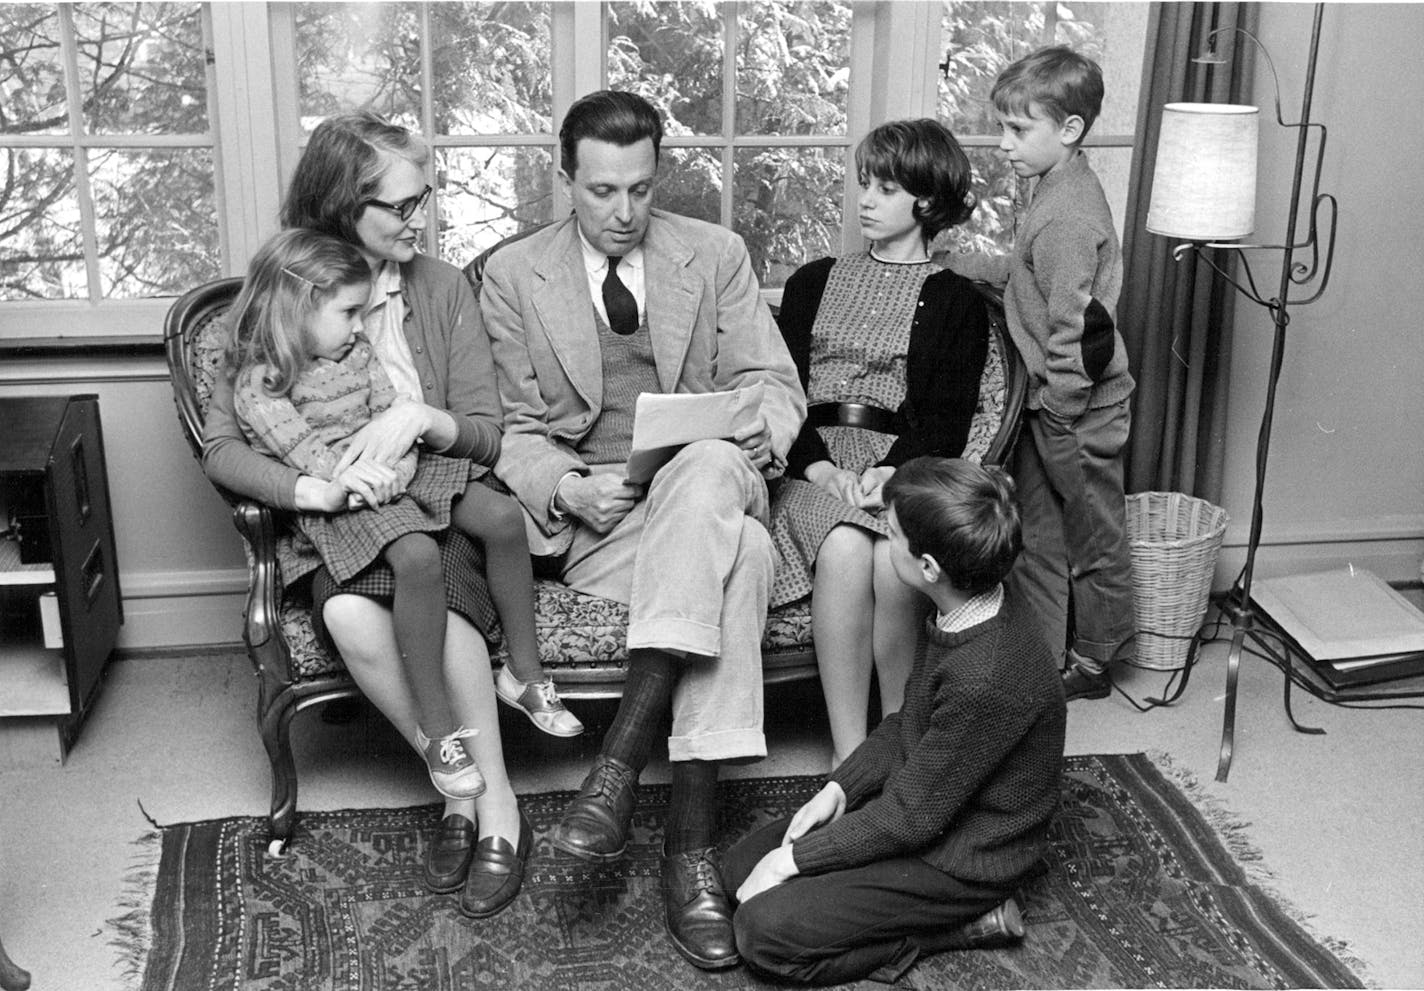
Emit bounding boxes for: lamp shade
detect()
[1146,102,1258,240]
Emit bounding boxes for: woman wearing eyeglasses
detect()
[202,111,559,918]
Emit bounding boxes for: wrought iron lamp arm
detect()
[1173,24,1339,302]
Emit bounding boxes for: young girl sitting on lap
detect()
[227,229,579,798]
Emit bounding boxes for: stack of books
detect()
[1250,567,1424,689]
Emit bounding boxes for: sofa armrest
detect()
[231,499,295,685]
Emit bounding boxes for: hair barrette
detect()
[281,266,318,289]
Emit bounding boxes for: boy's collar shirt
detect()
[936,584,1005,633]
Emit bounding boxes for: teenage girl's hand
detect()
[781,781,847,846]
[804,461,862,507]
[333,400,438,474]
[856,466,895,510]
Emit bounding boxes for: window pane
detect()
[90,147,218,297]
[940,1,1147,138]
[737,1,851,136]
[607,1,725,136]
[0,148,84,300]
[295,2,421,131]
[1,5,68,137]
[1087,146,1131,245]
[432,3,552,137]
[733,146,843,288]
[656,147,722,226]
[939,1,1045,136]
[74,2,209,135]
[438,146,554,265]
[935,147,1021,256]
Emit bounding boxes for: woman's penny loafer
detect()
[424,813,475,893]
[459,810,533,918]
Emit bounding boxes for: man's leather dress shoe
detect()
[460,810,533,918]
[551,755,638,862]
[661,846,739,970]
[423,813,475,893]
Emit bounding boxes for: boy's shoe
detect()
[417,726,486,800]
[1061,659,1112,701]
[495,668,584,738]
[946,896,1026,950]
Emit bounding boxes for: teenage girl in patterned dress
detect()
[769,119,990,767]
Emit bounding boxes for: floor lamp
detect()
[1145,3,1337,782]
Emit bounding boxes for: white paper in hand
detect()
[624,382,765,484]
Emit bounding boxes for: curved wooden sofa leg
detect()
[260,689,301,857]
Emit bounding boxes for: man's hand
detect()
[856,466,895,510]
[732,412,775,474]
[735,844,799,903]
[333,401,434,474]
[781,781,846,845]
[804,461,862,507]
[555,473,643,533]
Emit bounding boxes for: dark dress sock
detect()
[600,648,674,772]
[666,759,719,854]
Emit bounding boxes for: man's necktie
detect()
[602,255,639,336]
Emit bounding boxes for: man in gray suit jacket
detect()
[481,90,806,970]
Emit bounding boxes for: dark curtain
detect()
[1120,2,1259,502]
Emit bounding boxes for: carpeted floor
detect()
[119,753,1363,991]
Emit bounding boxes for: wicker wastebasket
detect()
[1126,491,1229,670]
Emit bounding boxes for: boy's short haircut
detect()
[884,457,1021,595]
[855,118,974,238]
[991,46,1104,140]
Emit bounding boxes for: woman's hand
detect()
[295,476,350,514]
[856,466,895,510]
[333,400,440,474]
[781,782,846,846]
[735,844,799,903]
[336,459,404,508]
[804,461,861,507]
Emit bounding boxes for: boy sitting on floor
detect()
[723,456,1066,986]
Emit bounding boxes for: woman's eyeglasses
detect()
[363,184,432,221]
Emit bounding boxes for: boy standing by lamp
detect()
[943,46,1137,700]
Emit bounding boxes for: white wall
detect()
[1214,2,1424,586]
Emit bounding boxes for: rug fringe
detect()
[104,829,162,991]
[1145,750,1379,989]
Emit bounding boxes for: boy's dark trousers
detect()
[1011,399,1135,669]
[723,816,1010,986]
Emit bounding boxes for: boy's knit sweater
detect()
[947,151,1134,419]
[791,589,1066,885]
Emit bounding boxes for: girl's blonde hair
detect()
[225,228,369,396]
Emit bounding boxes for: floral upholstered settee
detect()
[164,266,1020,852]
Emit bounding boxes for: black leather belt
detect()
[806,402,902,435]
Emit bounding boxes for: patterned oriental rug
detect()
[114,753,1364,990]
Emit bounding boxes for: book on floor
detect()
[1249,567,1424,687]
